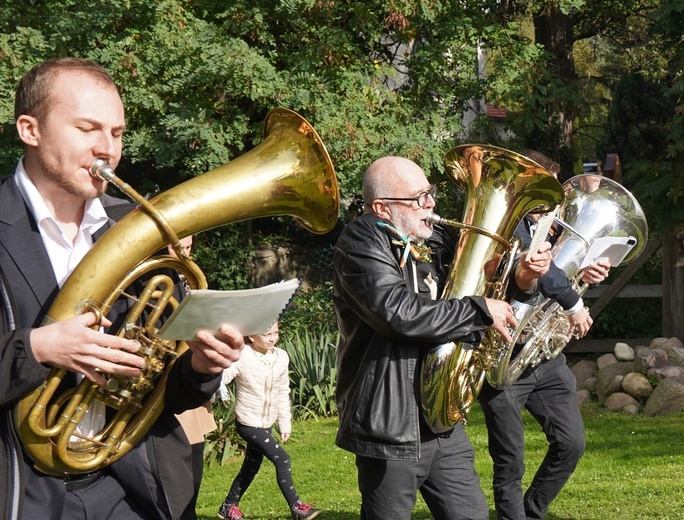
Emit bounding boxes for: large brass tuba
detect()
[13,108,339,476]
[420,145,564,433]
[486,174,648,389]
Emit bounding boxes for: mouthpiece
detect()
[90,159,116,182]
[426,213,443,225]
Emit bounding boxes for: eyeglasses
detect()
[379,185,437,208]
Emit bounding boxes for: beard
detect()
[38,154,107,200]
[388,207,432,242]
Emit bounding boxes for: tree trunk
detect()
[532,5,576,178]
[662,224,684,339]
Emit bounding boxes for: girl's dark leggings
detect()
[224,421,299,507]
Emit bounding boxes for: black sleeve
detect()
[163,351,220,414]
[335,217,493,346]
[513,218,580,310]
[0,329,51,408]
[0,265,17,335]
[0,265,52,407]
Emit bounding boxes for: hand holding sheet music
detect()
[158,278,301,341]
[526,209,557,261]
[580,236,637,269]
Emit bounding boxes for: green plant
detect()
[204,390,243,467]
[279,282,337,339]
[281,327,338,420]
[192,225,254,291]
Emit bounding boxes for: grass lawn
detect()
[196,403,684,519]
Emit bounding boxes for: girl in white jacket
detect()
[217,322,320,520]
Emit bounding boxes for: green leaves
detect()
[281,327,338,420]
[205,395,242,467]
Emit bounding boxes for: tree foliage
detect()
[1,0,682,293]
[0,0,522,297]
[0,1,478,190]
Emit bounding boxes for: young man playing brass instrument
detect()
[0,58,244,520]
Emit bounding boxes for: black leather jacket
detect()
[333,214,495,460]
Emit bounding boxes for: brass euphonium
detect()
[420,145,564,433]
[13,108,339,476]
[486,174,648,389]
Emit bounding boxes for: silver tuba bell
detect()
[486,174,649,389]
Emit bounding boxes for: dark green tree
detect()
[0,0,522,293]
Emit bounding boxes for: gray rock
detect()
[621,372,653,400]
[653,349,668,359]
[634,345,650,357]
[597,353,618,370]
[660,337,684,354]
[649,337,669,350]
[633,350,668,374]
[614,342,635,361]
[643,378,684,416]
[604,392,640,411]
[570,360,597,390]
[623,404,639,415]
[584,377,598,393]
[668,346,684,366]
[596,362,634,403]
[577,389,592,405]
[647,365,684,381]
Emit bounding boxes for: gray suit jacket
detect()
[0,174,219,519]
[0,175,120,328]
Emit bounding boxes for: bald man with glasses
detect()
[333,156,552,520]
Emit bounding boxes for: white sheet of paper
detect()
[158,278,301,340]
[580,236,637,269]
[526,209,557,261]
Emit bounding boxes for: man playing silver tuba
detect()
[478,150,610,520]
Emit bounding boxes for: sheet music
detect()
[580,236,637,269]
[158,278,301,340]
[526,209,557,260]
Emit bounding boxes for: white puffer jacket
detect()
[220,345,292,435]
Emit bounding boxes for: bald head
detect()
[363,156,426,213]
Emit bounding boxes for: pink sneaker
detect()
[217,502,246,520]
[291,500,321,519]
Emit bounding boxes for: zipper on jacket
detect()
[261,350,276,427]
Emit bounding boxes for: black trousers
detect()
[22,467,148,520]
[179,442,205,520]
[225,422,299,507]
[355,425,488,520]
[478,354,585,520]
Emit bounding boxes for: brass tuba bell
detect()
[13,108,339,475]
[419,144,564,433]
[486,174,648,389]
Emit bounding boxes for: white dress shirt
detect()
[14,157,110,442]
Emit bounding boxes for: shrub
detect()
[279,281,337,339]
[281,327,338,420]
[204,389,243,467]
